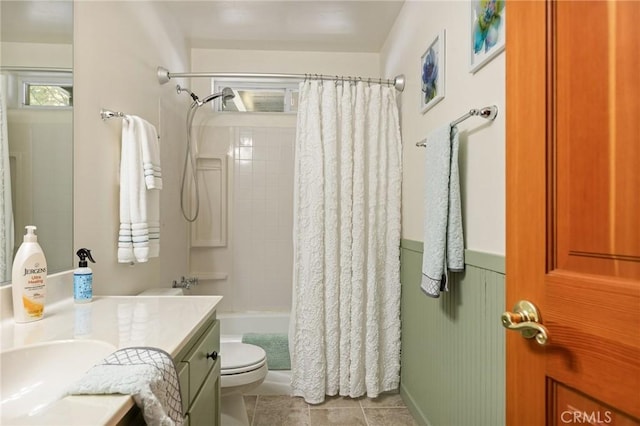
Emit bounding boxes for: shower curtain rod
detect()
[157,66,405,92]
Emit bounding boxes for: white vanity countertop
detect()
[0,295,223,426]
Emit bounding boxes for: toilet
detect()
[220,342,268,426]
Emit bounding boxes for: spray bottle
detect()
[74,248,96,303]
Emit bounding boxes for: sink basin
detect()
[1,339,115,420]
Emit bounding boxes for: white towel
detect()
[118,116,161,263]
[138,117,163,190]
[420,124,464,298]
[67,347,183,426]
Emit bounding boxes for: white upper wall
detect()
[190,48,379,98]
[74,1,191,295]
[1,42,72,68]
[381,0,506,255]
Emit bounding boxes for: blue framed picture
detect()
[421,29,445,114]
[470,0,506,73]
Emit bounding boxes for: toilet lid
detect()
[221,342,267,374]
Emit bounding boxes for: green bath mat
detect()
[241,333,291,370]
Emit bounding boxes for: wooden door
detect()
[506,1,640,425]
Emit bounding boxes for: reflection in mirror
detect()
[0,0,73,284]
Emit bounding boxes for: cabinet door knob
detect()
[206,351,218,360]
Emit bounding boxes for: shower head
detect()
[200,87,235,105]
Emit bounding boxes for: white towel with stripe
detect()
[140,118,163,190]
[118,116,161,263]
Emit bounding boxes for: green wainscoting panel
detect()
[400,240,506,426]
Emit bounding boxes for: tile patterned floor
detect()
[244,393,419,426]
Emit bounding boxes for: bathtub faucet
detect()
[172,276,199,289]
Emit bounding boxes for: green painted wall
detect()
[400,240,506,426]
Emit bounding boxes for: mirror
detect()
[0,0,73,284]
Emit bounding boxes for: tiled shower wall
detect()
[189,124,295,313]
[232,127,295,312]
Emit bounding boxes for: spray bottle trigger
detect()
[76,248,96,264]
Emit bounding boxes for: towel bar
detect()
[100,109,126,120]
[101,110,160,139]
[416,105,498,147]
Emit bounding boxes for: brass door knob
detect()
[501,300,549,345]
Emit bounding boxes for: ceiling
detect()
[1,0,73,44]
[1,1,404,53]
[159,1,405,52]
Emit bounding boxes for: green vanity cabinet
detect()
[117,312,221,426]
[176,314,221,426]
[186,361,221,425]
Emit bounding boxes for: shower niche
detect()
[190,156,228,249]
[188,126,231,283]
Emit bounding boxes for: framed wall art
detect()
[470,0,505,73]
[421,29,445,114]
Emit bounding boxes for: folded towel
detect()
[68,347,183,426]
[118,118,137,263]
[118,116,161,263]
[138,118,163,190]
[144,165,163,190]
[420,124,464,298]
[148,220,160,259]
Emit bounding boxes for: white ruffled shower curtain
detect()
[290,80,402,404]
[0,75,14,282]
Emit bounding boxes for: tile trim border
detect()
[401,239,505,275]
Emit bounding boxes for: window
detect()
[24,82,73,107]
[212,79,299,113]
[15,71,73,108]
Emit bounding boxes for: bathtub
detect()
[217,311,290,339]
[217,311,292,395]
